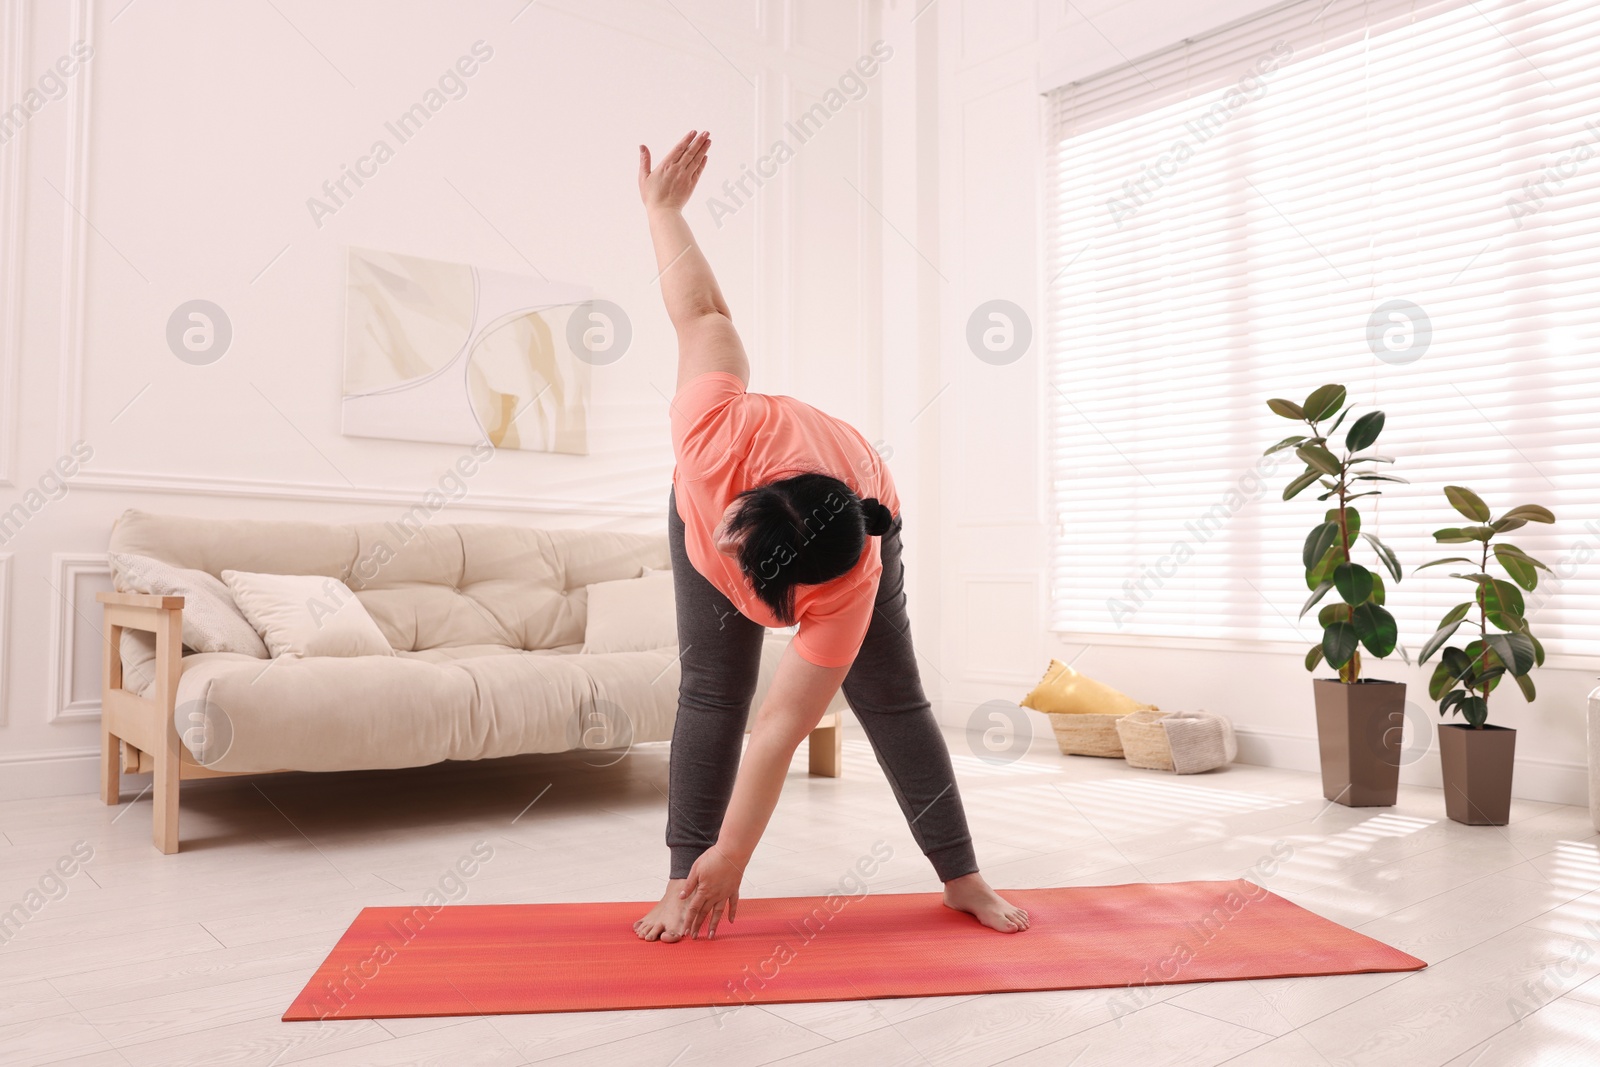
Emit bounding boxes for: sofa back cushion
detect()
[107,509,670,653]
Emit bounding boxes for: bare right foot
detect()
[943,871,1031,933]
[633,878,691,942]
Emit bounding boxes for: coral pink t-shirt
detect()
[671,371,899,668]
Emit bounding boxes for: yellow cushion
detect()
[1019,659,1156,716]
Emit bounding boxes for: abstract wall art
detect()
[342,247,592,454]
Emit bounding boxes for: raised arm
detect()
[638,131,751,390]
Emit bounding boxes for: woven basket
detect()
[1116,710,1175,771]
[1045,711,1127,758]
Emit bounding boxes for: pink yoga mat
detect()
[282,879,1425,1021]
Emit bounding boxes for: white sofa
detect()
[98,509,846,853]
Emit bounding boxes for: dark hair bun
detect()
[861,497,894,537]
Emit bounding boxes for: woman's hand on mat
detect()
[681,845,742,939]
[639,130,710,213]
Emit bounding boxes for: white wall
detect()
[917,0,1598,805]
[0,0,892,798]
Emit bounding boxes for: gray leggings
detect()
[665,487,979,883]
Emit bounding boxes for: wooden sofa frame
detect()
[98,591,845,854]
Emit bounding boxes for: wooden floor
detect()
[4,728,1600,1067]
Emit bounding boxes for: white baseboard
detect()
[933,704,1591,809]
[0,746,109,802]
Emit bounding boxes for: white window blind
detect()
[1045,0,1600,660]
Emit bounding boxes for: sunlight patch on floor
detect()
[1547,840,1600,893]
[1283,812,1436,878]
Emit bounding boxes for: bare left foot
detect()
[943,872,1030,933]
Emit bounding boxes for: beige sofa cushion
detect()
[222,570,395,659]
[107,509,668,653]
[110,553,269,657]
[171,634,803,773]
[582,568,676,653]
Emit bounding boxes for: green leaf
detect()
[1473,668,1507,695]
[1433,528,1477,544]
[1530,632,1546,667]
[1368,570,1386,606]
[1322,621,1359,669]
[1444,646,1475,676]
[1439,601,1475,628]
[1344,410,1385,453]
[1486,632,1536,676]
[1306,541,1346,590]
[1264,434,1308,456]
[1415,556,1479,573]
[1318,602,1349,628]
[1498,504,1556,524]
[1267,398,1307,420]
[1283,469,1322,501]
[1362,532,1402,582]
[1347,453,1395,464]
[1430,661,1461,702]
[1351,602,1398,657]
[1496,549,1537,592]
[1486,578,1525,618]
[1302,384,1347,422]
[1515,672,1536,702]
[1418,619,1465,664]
[1460,695,1489,728]
[1296,442,1343,477]
[1334,562,1374,605]
[1490,517,1527,533]
[1352,474,1410,484]
[1444,485,1491,522]
[1333,507,1361,542]
[1488,611,1527,634]
[1430,647,1475,700]
[1300,580,1334,618]
[1495,543,1551,570]
[1326,407,1354,436]
[1303,522,1339,571]
[1305,644,1325,671]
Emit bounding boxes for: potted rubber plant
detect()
[1415,487,1555,825]
[1264,384,1408,806]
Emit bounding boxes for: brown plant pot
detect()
[1438,723,1516,825]
[1313,678,1405,807]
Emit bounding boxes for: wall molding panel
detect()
[958,572,1042,686]
[46,552,109,724]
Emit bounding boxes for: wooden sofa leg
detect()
[100,725,119,805]
[151,606,183,854]
[808,716,843,778]
[152,742,180,854]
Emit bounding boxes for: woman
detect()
[632,131,1029,942]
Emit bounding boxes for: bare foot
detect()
[943,872,1030,933]
[633,878,691,942]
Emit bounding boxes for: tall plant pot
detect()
[1438,723,1516,826]
[1313,678,1404,807]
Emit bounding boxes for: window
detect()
[1045,0,1600,660]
